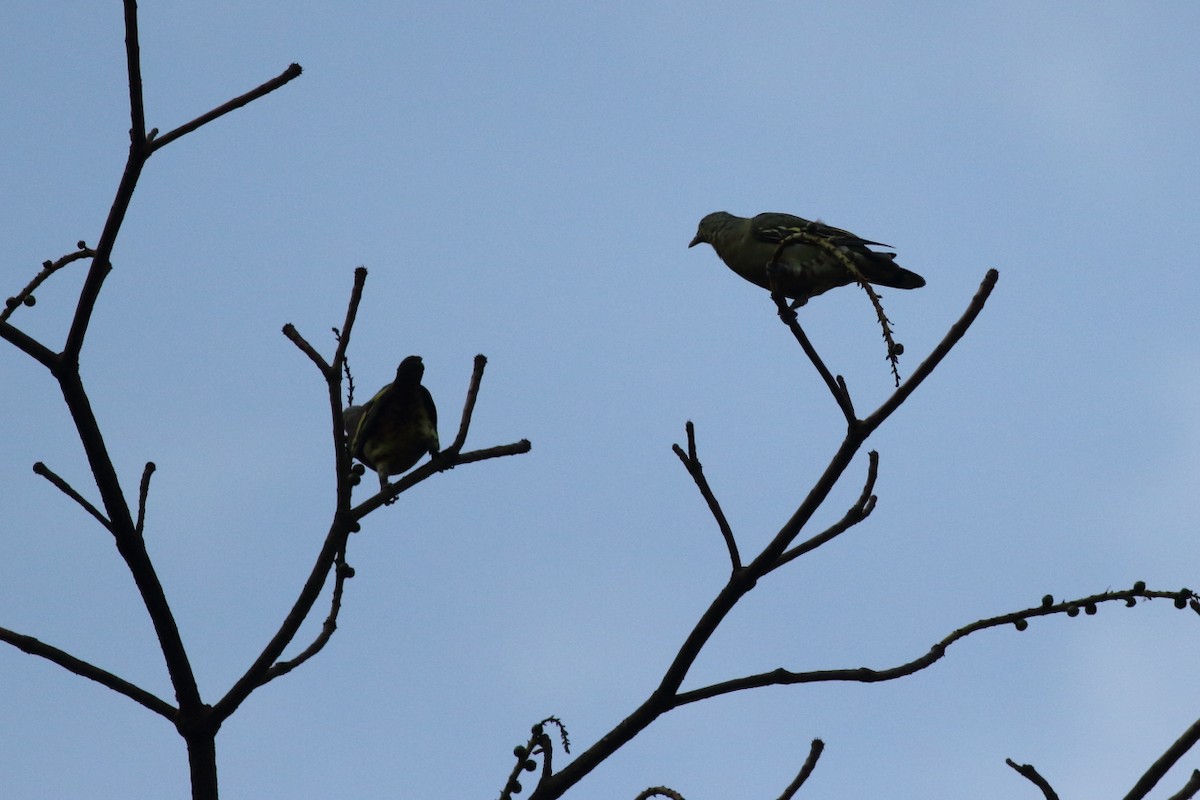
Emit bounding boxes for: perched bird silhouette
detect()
[689,211,925,306]
[346,355,439,496]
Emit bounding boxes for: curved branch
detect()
[768,450,878,575]
[671,585,1194,707]
[1,247,96,326]
[135,461,155,536]
[1005,758,1059,800]
[778,739,825,800]
[444,354,489,455]
[260,556,354,685]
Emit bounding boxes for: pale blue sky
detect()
[3,3,1200,798]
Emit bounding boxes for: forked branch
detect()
[527,273,999,800]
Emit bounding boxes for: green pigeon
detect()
[689,211,925,305]
[346,355,439,495]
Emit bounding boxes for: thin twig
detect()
[768,451,878,574]
[771,293,857,426]
[260,555,354,685]
[282,323,330,373]
[672,421,740,571]
[33,462,112,533]
[351,440,532,520]
[1,246,96,325]
[1005,758,1059,800]
[864,269,999,434]
[330,266,368,378]
[148,64,303,152]
[135,461,155,536]
[0,624,175,720]
[777,739,825,800]
[446,354,488,455]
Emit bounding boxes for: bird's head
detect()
[689,211,733,248]
[393,355,425,386]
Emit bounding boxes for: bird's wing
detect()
[352,383,392,457]
[751,212,891,249]
[420,386,437,431]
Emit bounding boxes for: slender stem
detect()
[149,64,303,153]
[0,624,175,720]
[672,421,740,571]
[777,739,825,800]
[32,462,112,532]
[446,354,488,454]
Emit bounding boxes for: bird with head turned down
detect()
[345,355,439,497]
[689,211,925,306]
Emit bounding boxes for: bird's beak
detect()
[688,233,703,248]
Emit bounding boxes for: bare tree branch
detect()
[148,64,303,152]
[330,266,368,377]
[671,585,1195,707]
[777,739,825,800]
[1005,758,1059,800]
[444,354,489,455]
[261,555,355,685]
[282,323,330,373]
[1166,770,1200,800]
[863,269,999,433]
[1,246,96,325]
[0,624,175,720]
[135,461,155,536]
[527,273,998,800]
[770,294,856,425]
[123,0,147,141]
[672,420,740,571]
[769,451,878,574]
[350,439,532,520]
[1124,715,1200,800]
[32,462,112,533]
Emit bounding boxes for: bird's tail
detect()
[859,253,926,290]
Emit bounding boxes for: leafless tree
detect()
[3,5,1199,800]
